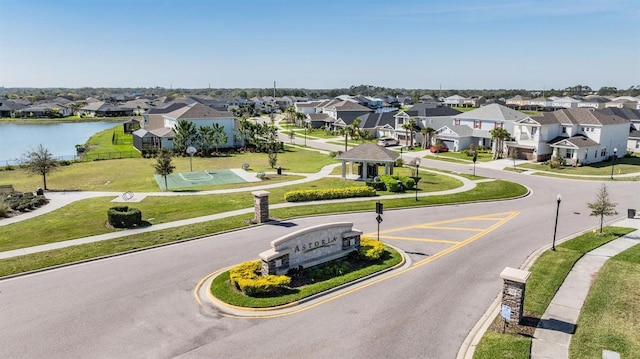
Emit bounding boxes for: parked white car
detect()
[377,137,399,147]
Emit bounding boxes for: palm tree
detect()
[421,127,435,149]
[489,127,511,159]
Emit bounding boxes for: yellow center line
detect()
[418,226,485,232]
[197,211,520,319]
[378,235,460,244]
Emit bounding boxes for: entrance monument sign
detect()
[259,222,362,275]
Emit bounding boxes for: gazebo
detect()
[335,143,400,180]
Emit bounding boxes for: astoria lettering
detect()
[294,236,338,253]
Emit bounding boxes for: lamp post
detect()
[414,159,421,201]
[552,194,562,251]
[610,147,617,180]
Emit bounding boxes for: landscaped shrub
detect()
[359,237,385,261]
[284,186,376,202]
[365,179,386,191]
[379,174,415,192]
[229,260,291,296]
[3,192,48,212]
[107,205,142,228]
[0,196,11,217]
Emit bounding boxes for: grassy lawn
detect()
[0,147,339,192]
[82,124,141,160]
[519,154,640,176]
[210,246,402,308]
[474,226,635,358]
[436,151,493,163]
[0,180,526,277]
[570,242,640,358]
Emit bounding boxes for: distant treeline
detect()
[2,84,639,103]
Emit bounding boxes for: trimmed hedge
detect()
[379,174,415,192]
[284,186,376,202]
[229,260,291,296]
[107,206,142,228]
[359,237,385,261]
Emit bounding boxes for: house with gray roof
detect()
[452,103,527,150]
[394,103,462,147]
[510,108,629,163]
[599,107,640,152]
[434,125,474,152]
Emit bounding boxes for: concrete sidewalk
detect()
[530,217,640,359]
[0,165,479,260]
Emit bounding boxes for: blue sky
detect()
[0,0,638,90]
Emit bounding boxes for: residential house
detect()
[599,107,640,153]
[505,95,531,109]
[295,101,323,115]
[141,102,189,130]
[0,100,26,117]
[577,95,610,110]
[451,103,527,150]
[529,97,553,111]
[120,99,151,115]
[322,100,372,127]
[551,97,581,109]
[605,98,639,110]
[510,108,629,163]
[462,96,486,108]
[394,103,462,147]
[78,101,133,117]
[443,95,466,107]
[133,102,237,152]
[434,125,474,152]
[15,102,72,118]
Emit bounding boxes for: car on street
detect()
[378,137,399,147]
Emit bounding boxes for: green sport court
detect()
[154,169,251,190]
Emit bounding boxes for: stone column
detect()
[500,267,531,324]
[252,190,270,223]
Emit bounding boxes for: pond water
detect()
[0,121,122,165]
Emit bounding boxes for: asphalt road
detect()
[0,160,638,358]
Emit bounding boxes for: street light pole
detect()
[414,159,420,201]
[610,147,617,180]
[552,194,562,251]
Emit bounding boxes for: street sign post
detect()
[375,201,383,241]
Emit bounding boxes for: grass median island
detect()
[210,245,403,308]
[474,226,635,359]
[0,180,526,277]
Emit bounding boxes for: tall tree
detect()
[21,144,58,190]
[196,125,214,155]
[211,123,227,153]
[587,184,618,234]
[489,127,511,159]
[154,149,175,191]
[173,119,197,154]
[421,127,435,149]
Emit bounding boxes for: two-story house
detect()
[394,103,462,147]
[450,104,527,151]
[133,102,237,152]
[510,108,629,163]
[443,95,466,107]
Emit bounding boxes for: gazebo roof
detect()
[335,143,399,163]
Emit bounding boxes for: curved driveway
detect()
[1,147,638,358]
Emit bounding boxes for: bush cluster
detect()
[305,261,351,282]
[284,186,376,202]
[378,174,415,192]
[229,261,291,296]
[107,206,142,228]
[2,192,47,212]
[359,237,385,261]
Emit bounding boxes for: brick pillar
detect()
[500,267,531,324]
[252,190,270,223]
